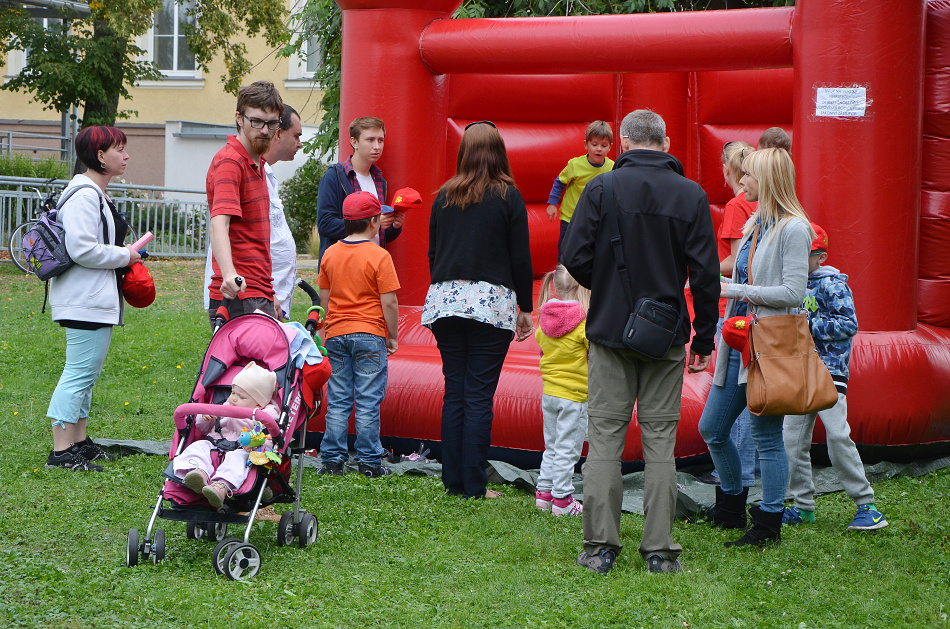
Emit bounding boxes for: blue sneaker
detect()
[783,506,803,525]
[847,505,888,530]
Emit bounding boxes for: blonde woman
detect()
[698,148,814,547]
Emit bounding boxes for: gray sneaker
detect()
[646,554,683,573]
[577,549,617,574]
[318,461,345,476]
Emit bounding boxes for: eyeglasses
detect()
[465,120,497,130]
[243,114,281,131]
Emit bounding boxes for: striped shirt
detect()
[206,136,274,301]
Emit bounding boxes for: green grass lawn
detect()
[1,260,949,628]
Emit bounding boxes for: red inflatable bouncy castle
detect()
[318,0,950,464]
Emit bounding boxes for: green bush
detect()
[0,153,69,180]
[279,156,327,254]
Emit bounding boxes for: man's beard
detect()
[251,134,271,155]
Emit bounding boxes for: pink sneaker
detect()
[202,481,232,509]
[552,495,583,516]
[536,490,554,511]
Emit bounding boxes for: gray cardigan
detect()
[714,215,811,386]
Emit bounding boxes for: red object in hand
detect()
[122,262,155,308]
[721,315,751,366]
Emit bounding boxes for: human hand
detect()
[391,210,406,229]
[720,281,729,298]
[687,350,710,373]
[546,204,558,222]
[380,212,395,230]
[221,274,245,300]
[515,311,533,342]
[273,298,283,320]
[386,337,398,355]
[125,244,142,265]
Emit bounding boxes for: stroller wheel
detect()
[223,543,262,581]
[277,510,296,546]
[206,522,228,542]
[152,529,166,563]
[298,513,318,548]
[126,529,139,567]
[211,538,241,575]
[186,521,206,540]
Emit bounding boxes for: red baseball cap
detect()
[810,222,829,253]
[342,191,381,220]
[721,315,752,366]
[122,262,155,308]
[391,187,422,212]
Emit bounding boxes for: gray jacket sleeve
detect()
[726,218,810,311]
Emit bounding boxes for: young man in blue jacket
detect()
[316,117,403,266]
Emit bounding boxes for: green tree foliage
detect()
[0,0,291,127]
[279,156,328,252]
[288,0,792,156]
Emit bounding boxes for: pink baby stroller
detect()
[126,289,328,580]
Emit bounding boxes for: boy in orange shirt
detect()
[317,191,400,477]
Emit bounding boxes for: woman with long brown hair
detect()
[422,121,534,499]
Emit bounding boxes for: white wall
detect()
[163,120,320,201]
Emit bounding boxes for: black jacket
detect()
[561,150,719,354]
[428,186,534,313]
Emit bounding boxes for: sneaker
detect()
[646,553,683,574]
[783,506,815,524]
[74,437,114,462]
[182,469,210,493]
[318,461,345,476]
[847,505,888,531]
[358,463,392,478]
[783,506,803,525]
[577,549,617,575]
[535,490,553,511]
[46,445,102,472]
[552,495,583,516]
[202,481,231,509]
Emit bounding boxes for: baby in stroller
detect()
[173,361,278,508]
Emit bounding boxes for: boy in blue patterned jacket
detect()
[782,223,888,530]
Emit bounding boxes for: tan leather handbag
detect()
[743,223,838,416]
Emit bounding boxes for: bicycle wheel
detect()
[7,221,35,274]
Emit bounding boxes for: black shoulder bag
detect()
[603,173,681,360]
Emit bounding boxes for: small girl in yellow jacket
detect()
[534,265,591,516]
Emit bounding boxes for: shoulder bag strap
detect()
[333,163,353,195]
[57,183,108,243]
[603,173,637,313]
[747,222,760,287]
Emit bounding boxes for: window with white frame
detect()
[153,0,196,75]
[284,24,320,89]
[4,17,62,78]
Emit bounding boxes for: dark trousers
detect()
[208,296,274,330]
[431,316,513,498]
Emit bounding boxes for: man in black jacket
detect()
[562,109,719,575]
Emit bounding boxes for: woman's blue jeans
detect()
[431,316,513,498]
[321,333,388,466]
[698,347,788,512]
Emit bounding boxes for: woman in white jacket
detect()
[45,126,141,471]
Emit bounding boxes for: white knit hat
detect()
[231,361,277,407]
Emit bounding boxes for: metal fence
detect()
[0,176,209,259]
[0,130,71,160]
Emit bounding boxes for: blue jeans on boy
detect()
[321,332,388,467]
[698,347,788,512]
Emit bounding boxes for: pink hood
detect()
[539,299,586,338]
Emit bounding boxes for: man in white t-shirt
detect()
[205,104,303,318]
[315,116,404,265]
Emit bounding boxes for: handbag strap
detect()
[747,222,760,287]
[602,173,637,313]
